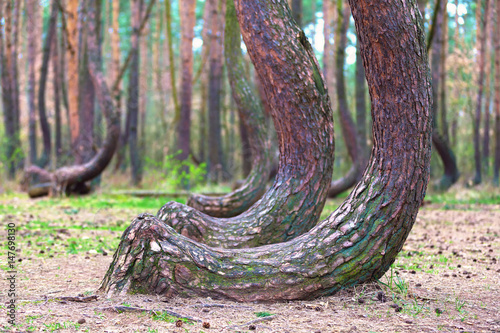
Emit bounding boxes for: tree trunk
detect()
[430,0,460,190]
[176,0,196,181]
[100,0,432,301]
[473,0,491,185]
[439,10,448,142]
[153,0,334,247]
[38,0,58,168]
[328,1,363,198]
[52,8,63,162]
[78,12,96,165]
[11,0,22,169]
[26,0,38,165]
[0,0,16,179]
[24,0,120,197]
[208,0,227,182]
[494,0,500,186]
[165,0,179,124]
[355,40,368,162]
[66,0,80,162]
[482,2,494,176]
[128,0,143,186]
[185,0,272,218]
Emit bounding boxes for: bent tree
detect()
[186,1,272,218]
[100,0,432,301]
[152,0,334,248]
[23,0,119,197]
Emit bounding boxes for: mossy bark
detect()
[185,1,272,218]
[101,0,432,301]
[155,0,334,248]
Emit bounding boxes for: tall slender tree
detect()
[66,0,80,162]
[473,0,491,185]
[208,0,227,181]
[176,0,196,178]
[494,0,500,185]
[26,0,38,166]
[127,0,144,185]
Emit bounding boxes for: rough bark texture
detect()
[186,0,272,218]
[328,2,363,198]
[176,0,196,172]
[291,0,302,27]
[100,0,431,302]
[494,0,500,186]
[473,0,491,185]
[52,14,63,161]
[23,0,119,197]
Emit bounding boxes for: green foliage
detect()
[43,321,81,332]
[254,311,273,318]
[144,151,207,191]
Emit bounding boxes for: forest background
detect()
[0,0,498,192]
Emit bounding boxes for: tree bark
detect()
[176,0,196,181]
[24,0,120,197]
[328,1,363,198]
[165,0,179,124]
[494,0,500,186]
[185,0,272,218]
[100,0,432,301]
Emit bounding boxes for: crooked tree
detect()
[185,0,272,218]
[153,0,334,248]
[23,0,120,197]
[100,0,432,301]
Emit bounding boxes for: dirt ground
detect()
[0,194,499,333]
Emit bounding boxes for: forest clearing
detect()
[1,0,500,331]
[0,187,499,332]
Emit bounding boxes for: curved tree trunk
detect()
[154,0,334,248]
[24,0,120,197]
[37,0,58,168]
[328,1,363,198]
[430,0,460,190]
[185,0,272,218]
[100,0,432,301]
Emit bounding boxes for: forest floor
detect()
[0,188,499,333]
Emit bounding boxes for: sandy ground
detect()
[0,196,499,333]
